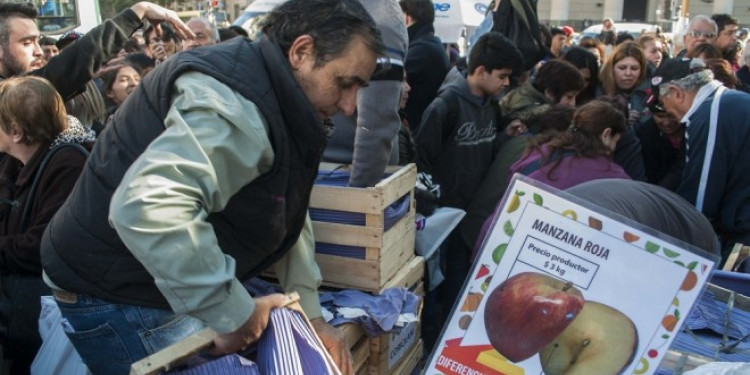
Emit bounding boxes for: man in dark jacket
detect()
[41,1,383,374]
[399,0,450,133]
[0,1,192,100]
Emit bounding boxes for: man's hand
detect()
[130,2,194,41]
[208,293,290,356]
[311,318,353,375]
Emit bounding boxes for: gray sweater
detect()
[322,0,408,187]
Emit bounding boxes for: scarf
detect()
[49,116,97,149]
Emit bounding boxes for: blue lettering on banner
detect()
[434,3,451,12]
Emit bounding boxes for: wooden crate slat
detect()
[381,211,416,254]
[377,227,416,285]
[374,164,417,209]
[313,221,384,248]
[382,255,424,291]
[315,253,380,289]
[340,323,366,350]
[367,338,423,375]
[394,339,422,375]
[310,185,384,214]
[352,337,370,374]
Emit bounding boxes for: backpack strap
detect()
[19,143,89,233]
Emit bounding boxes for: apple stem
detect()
[562,281,574,292]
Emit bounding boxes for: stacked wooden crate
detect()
[310,163,424,374]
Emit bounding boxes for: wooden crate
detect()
[364,256,424,375]
[310,163,418,292]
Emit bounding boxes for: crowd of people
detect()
[0,0,748,373]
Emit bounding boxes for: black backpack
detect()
[491,0,547,71]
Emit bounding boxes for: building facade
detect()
[537,0,750,30]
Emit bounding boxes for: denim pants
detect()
[55,293,205,375]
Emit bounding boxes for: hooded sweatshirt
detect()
[415,75,499,209]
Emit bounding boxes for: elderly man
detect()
[652,58,750,262]
[676,15,718,59]
[40,0,383,374]
[183,17,218,50]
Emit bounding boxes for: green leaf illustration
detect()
[645,241,660,253]
[674,309,680,319]
[533,193,544,206]
[516,191,526,196]
[687,261,698,270]
[663,248,680,258]
[503,220,514,236]
[661,334,670,339]
[674,260,685,267]
[493,243,508,264]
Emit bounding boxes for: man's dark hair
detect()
[262,0,384,68]
[39,36,56,46]
[533,60,584,103]
[399,0,434,24]
[550,27,565,37]
[561,47,599,104]
[218,27,240,42]
[693,42,721,59]
[0,2,37,45]
[228,25,249,38]
[711,13,738,33]
[467,31,522,75]
[144,23,179,45]
[615,31,634,45]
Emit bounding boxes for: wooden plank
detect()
[313,221,384,248]
[382,255,425,292]
[374,164,417,210]
[657,349,712,373]
[378,227,416,285]
[394,340,422,375]
[311,163,417,214]
[368,339,423,375]
[339,323,366,350]
[310,185,384,214]
[352,337,370,374]
[723,243,750,271]
[315,253,380,290]
[707,283,750,310]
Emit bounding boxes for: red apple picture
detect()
[484,272,585,362]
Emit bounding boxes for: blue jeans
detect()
[55,293,205,375]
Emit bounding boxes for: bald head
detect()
[184,17,218,50]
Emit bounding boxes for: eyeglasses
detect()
[687,30,716,39]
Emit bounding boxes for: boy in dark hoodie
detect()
[415,31,522,349]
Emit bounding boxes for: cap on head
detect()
[646,58,706,112]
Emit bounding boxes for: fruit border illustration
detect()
[455,181,713,375]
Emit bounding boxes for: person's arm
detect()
[273,213,323,319]
[0,150,86,275]
[109,72,273,335]
[32,2,192,100]
[273,215,353,374]
[348,80,403,187]
[414,96,450,175]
